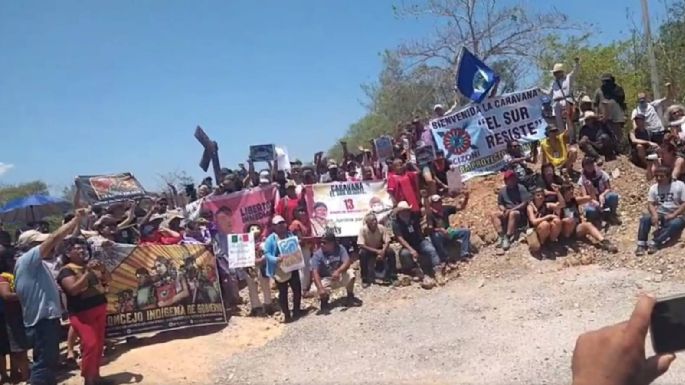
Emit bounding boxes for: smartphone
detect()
[650,294,685,354]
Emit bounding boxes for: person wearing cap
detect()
[426,193,471,267]
[14,208,88,385]
[630,112,661,166]
[540,123,578,173]
[632,84,674,141]
[275,180,301,225]
[388,158,422,221]
[578,156,620,225]
[490,170,532,251]
[357,212,396,287]
[311,230,360,313]
[263,216,303,323]
[593,73,627,152]
[433,104,445,117]
[392,201,442,288]
[319,159,342,183]
[578,110,617,163]
[503,140,537,190]
[548,58,580,142]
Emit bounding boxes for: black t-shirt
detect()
[579,123,612,143]
[57,266,107,314]
[392,217,424,249]
[426,206,457,230]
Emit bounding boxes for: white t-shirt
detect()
[632,99,666,133]
[648,180,685,215]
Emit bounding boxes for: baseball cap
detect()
[259,170,270,184]
[503,170,517,180]
[430,194,442,203]
[395,201,412,211]
[271,215,286,225]
[433,104,444,111]
[16,230,50,248]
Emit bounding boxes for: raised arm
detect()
[39,208,88,259]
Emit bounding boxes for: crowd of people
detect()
[0,57,683,385]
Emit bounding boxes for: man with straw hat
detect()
[548,57,580,143]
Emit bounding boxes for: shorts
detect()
[321,270,355,291]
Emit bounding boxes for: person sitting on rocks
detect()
[578,157,620,225]
[426,193,471,269]
[540,124,578,174]
[536,163,565,203]
[502,139,537,191]
[490,170,531,252]
[558,183,618,253]
[357,213,397,287]
[646,141,685,182]
[392,201,443,288]
[635,165,685,256]
[630,112,661,167]
[311,231,361,314]
[578,111,617,163]
[526,187,562,252]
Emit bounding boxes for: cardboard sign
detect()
[249,144,276,162]
[415,145,435,167]
[277,236,305,273]
[227,233,256,269]
[374,136,394,161]
[446,167,463,192]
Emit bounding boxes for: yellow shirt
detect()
[541,133,568,168]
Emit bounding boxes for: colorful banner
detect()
[76,173,146,205]
[277,236,305,273]
[202,185,278,236]
[304,181,393,237]
[429,88,548,181]
[227,233,256,269]
[105,244,226,338]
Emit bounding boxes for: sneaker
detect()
[647,243,658,254]
[420,276,436,290]
[344,295,363,307]
[293,308,308,320]
[317,298,331,315]
[496,235,504,248]
[264,303,278,316]
[501,236,511,251]
[635,246,646,256]
[598,239,618,253]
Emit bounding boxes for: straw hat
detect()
[552,63,565,73]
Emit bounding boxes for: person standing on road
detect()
[14,208,88,385]
[263,216,303,323]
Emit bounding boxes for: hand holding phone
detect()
[651,293,685,354]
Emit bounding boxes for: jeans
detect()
[430,228,471,262]
[358,248,397,283]
[70,304,107,381]
[585,192,620,222]
[26,318,61,385]
[637,213,685,247]
[276,272,301,319]
[398,238,441,276]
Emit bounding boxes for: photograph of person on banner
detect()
[310,202,330,236]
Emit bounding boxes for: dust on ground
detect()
[59,317,282,384]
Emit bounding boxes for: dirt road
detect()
[215,265,685,385]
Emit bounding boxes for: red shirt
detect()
[275,196,300,225]
[140,231,182,245]
[387,171,420,213]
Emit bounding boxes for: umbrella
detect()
[0,194,71,223]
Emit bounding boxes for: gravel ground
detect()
[216,265,685,385]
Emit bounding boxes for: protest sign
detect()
[275,146,291,172]
[415,145,435,167]
[227,233,256,269]
[202,185,278,236]
[429,88,547,181]
[105,244,226,338]
[304,181,393,237]
[374,136,394,161]
[446,168,463,193]
[249,144,276,162]
[277,236,305,273]
[76,173,146,205]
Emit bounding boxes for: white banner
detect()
[304,181,393,237]
[429,88,548,181]
[227,233,256,269]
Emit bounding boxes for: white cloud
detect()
[0,163,14,176]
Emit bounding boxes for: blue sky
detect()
[0,0,666,193]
